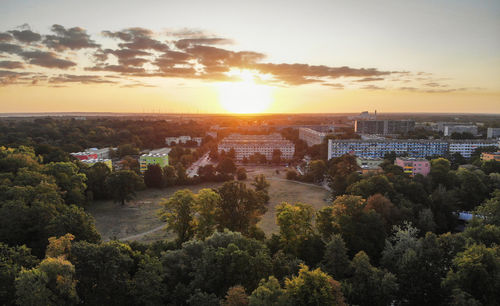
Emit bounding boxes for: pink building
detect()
[394,157,430,177]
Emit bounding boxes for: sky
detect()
[0,0,499,114]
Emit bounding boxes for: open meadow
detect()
[87,166,331,243]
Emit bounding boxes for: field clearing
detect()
[87,166,330,242]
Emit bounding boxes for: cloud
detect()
[49,74,116,84]
[44,24,99,51]
[0,69,30,85]
[424,82,446,88]
[0,61,24,69]
[354,77,384,82]
[86,65,146,74]
[0,43,23,54]
[322,83,344,89]
[0,33,13,42]
[165,28,210,38]
[175,38,233,49]
[8,29,41,43]
[362,85,384,90]
[102,28,169,51]
[19,51,77,69]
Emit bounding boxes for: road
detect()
[187,152,211,177]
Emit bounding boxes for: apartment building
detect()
[299,128,327,147]
[395,157,430,176]
[487,128,500,139]
[218,133,295,161]
[443,125,478,136]
[71,147,111,160]
[328,139,499,159]
[481,152,500,162]
[354,120,415,135]
[139,148,171,172]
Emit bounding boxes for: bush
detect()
[237,168,247,180]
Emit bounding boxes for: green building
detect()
[139,148,171,172]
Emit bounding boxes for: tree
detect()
[83,162,111,200]
[43,162,87,205]
[222,285,249,306]
[162,165,177,187]
[217,181,267,234]
[327,154,359,197]
[443,243,500,306]
[320,234,350,280]
[159,189,196,244]
[105,170,143,205]
[249,276,287,306]
[306,160,327,183]
[144,164,163,188]
[198,164,216,182]
[347,175,394,199]
[117,143,140,158]
[272,149,282,164]
[194,189,221,240]
[252,174,270,193]
[345,251,398,306]
[236,167,247,180]
[131,255,166,306]
[284,265,346,306]
[365,193,399,232]
[276,202,315,255]
[286,170,298,180]
[217,158,236,176]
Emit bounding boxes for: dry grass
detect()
[87,166,330,242]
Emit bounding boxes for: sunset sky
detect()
[1,0,499,114]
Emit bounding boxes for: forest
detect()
[0,118,500,305]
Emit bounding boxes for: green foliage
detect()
[194,189,221,240]
[105,170,143,205]
[222,285,249,306]
[83,162,111,200]
[217,157,236,175]
[276,202,314,255]
[249,276,287,306]
[43,162,87,205]
[236,167,247,180]
[306,160,327,183]
[320,234,350,280]
[144,164,164,188]
[284,264,346,306]
[160,189,196,244]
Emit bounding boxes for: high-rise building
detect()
[354,120,415,135]
[443,125,478,136]
[487,128,500,139]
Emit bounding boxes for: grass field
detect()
[87,166,330,243]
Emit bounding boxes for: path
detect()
[111,224,165,242]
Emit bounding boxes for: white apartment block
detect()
[444,125,478,136]
[299,128,327,147]
[218,133,295,161]
[487,128,500,139]
[448,140,499,158]
[165,136,202,146]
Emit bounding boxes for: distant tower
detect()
[374,110,377,119]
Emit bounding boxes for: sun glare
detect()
[217,69,274,114]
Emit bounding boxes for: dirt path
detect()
[112,224,165,242]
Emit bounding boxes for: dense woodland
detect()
[0,118,500,305]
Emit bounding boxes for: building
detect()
[481,152,500,162]
[81,158,113,170]
[70,148,112,161]
[395,157,430,176]
[354,120,415,135]
[448,140,498,158]
[328,139,499,159]
[487,128,500,139]
[299,128,327,147]
[356,157,384,168]
[443,124,478,136]
[218,133,295,161]
[328,139,448,159]
[139,148,171,172]
[71,152,98,161]
[165,136,202,146]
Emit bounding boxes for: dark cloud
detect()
[0,43,23,54]
[0,33,13,42]
[362,85,384,90]
[49,74,116,84]
[322,83,344,89]
[19,51,77,69]
[86,65,146,74]
[8,29,41,43]
[424,82,446,88]
[175,38,232,49]
[400,87,418,91]
[354,77,384,82]
[0,70,30,85]
[0,61,24,69]
[44,24,99,50]
[102,28,169,52]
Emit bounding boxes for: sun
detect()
[217,69,274,114]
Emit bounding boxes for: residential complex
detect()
[218,133,295,161]
[81,158,113,170]
[395,157,431,177]
[71,147,111,160]
[299,127,327,147]
[487,128,500,139]
[356,157,384,175]
[443,124,478,136]
[354,120,415,135]
[481,152,500,162]
[165,136,203,146]
[328,139,499,159]
[139,148,171,172]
